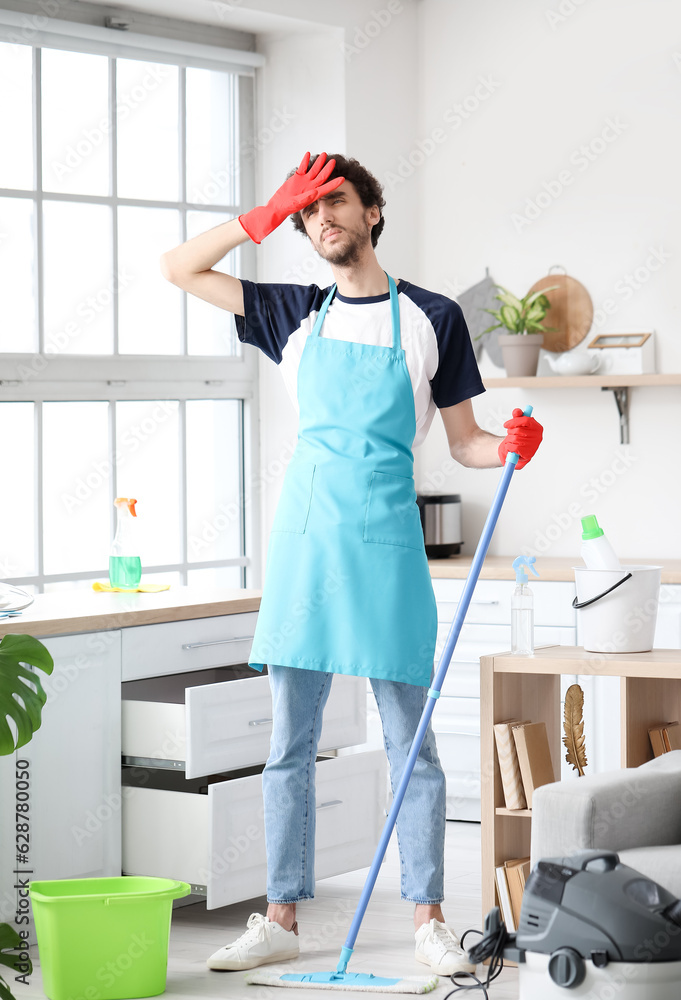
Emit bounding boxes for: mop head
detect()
[244,970,440,993]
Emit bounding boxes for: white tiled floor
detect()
[26,822,519,999]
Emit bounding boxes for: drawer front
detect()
[122,612,258,681]
[122,671,366,778]
[431,578,577,627]
[122,750,387,908]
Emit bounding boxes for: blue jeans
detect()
[262,664,446,904]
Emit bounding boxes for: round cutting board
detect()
[526,268,594,353]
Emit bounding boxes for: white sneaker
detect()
[414,918,476,976]
[207,913,300,971]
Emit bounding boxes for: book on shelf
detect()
[494,864,515,932]
[649,721,681,756]
[505,857,531,928]
[665,722,681,751]
[495,856,531,931]
[493,719,530,810]
[512,722,556,808]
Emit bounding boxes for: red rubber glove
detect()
[239,151,345,244]
[498,408,543,470]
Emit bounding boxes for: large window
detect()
[0,19,261,594]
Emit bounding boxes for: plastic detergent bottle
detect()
[580,514,622,571]
[511,555,539,655]
[109,497,142,589]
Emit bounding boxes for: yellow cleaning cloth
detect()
[92,582,171,593]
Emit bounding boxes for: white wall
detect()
[246,0,681,580]
[414,0,681,562]
[248,1,420,581]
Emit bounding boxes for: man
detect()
[160,152,542,977]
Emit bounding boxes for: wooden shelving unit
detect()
[479,645,681,925]
[480,373,681,443]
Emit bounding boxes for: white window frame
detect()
[0,6,265,592]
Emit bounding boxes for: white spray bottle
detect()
[511,555,539,655]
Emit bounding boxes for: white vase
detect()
[498,333,544,377]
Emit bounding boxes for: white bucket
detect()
[572,564,661,653]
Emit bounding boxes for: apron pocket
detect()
[363,470,424,551]
[271,460,316,534]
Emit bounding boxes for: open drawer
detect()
[122,668,366,778]
[121,749,388,908]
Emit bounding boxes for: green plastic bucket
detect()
[28,876,190,1000]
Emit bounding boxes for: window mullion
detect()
[109,399,118,567]
[111,55,119,357]
[179,399,188,586]
[179,65,188,357]
[34,45,43,356]
[35,400,44,589]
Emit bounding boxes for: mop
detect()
[246,406,534,994]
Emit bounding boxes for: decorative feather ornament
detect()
[563,683,588,775]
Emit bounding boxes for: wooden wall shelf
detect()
[480,644,681,929]
[481,373,681,444]
[482,374,681,388]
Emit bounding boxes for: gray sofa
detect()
[530,750,681,898]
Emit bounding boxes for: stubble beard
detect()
[315,222,372,267]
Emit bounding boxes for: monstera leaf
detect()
[0,922,32,1000]
[0,633,53,755]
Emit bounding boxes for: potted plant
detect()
[476,283,559,376]
[0,633,54,1000]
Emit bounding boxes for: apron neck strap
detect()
[310,274,401,351]
[311,284,336,338]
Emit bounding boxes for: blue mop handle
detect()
[336,406,533,975]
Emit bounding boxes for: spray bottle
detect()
[109,497,142,589]
[511,555,539,655]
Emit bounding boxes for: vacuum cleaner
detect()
[471,848,681,999]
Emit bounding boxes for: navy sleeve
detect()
[235,280,327,364]
[403,284,486,408]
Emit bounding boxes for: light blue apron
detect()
[248,274,437,687]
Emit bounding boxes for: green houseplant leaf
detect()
[0,904,33,997]
[0,633,53,755]
[0,634,51,1000]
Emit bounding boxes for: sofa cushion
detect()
[530,751,681,865]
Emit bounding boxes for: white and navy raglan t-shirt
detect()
[235,279,486,449]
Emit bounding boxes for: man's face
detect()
[300,180,380,266]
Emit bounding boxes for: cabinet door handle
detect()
[317,799,343,809]
[469,600,499,606]
[182,636,254,649]
[248,718,273,727]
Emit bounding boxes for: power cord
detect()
[442,907,511,999]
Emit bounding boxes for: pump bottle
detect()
[580,514,621,571]
[109,497,142,589]
[511,555,539,655]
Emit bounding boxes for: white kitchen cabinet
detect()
[119,612,374,904]
[429,577,577,820]
[0,631,122,939]
[22,631,122,882]
[1,600,374,928]
[121,750,387,908]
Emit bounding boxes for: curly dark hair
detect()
[289,153,386,248]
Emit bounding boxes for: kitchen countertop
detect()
[0,586,262,638]
[427,556,681,583]
[2,557,679,638]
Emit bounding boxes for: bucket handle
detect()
[572,572,633,610]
